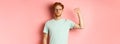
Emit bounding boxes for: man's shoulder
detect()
[64,19,72,22]
[45,19,72,23]
[65,19,74,23]
[45,19,54,24]
[61,19,73,23]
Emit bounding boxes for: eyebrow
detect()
[54,8,62,9]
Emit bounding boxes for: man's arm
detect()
[43,33,48,44]
[73,8,84,29]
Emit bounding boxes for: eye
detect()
[55,9,62,11]
[59,9,62,10]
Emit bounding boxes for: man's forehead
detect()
[55,5,62,8]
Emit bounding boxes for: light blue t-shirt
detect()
[43,18,75,44]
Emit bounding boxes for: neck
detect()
[54,16,62,20]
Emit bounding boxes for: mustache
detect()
[55,14,61,17]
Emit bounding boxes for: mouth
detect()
[55,14,61,17]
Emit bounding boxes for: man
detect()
[43,2,84,44]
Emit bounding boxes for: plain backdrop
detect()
[0,0,120,44]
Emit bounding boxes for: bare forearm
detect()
[43,38,47,44]
[43,34,48,44]
[77,13,84,28]
[73,8,84,29]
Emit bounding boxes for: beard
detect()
[55,14,61,17]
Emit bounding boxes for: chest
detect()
[48,21,70,33]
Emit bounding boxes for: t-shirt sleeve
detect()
[68,20,75,29]
[43,23,49,34]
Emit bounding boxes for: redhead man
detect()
[43,2,84,44]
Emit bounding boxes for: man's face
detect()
[54,5,63,17]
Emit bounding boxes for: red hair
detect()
[52,2,64,10]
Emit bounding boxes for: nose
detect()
[56,9,59,12]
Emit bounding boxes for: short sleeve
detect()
[68,20,75,29]
[43,23,49,34]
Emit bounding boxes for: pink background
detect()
[0,0,120,44]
